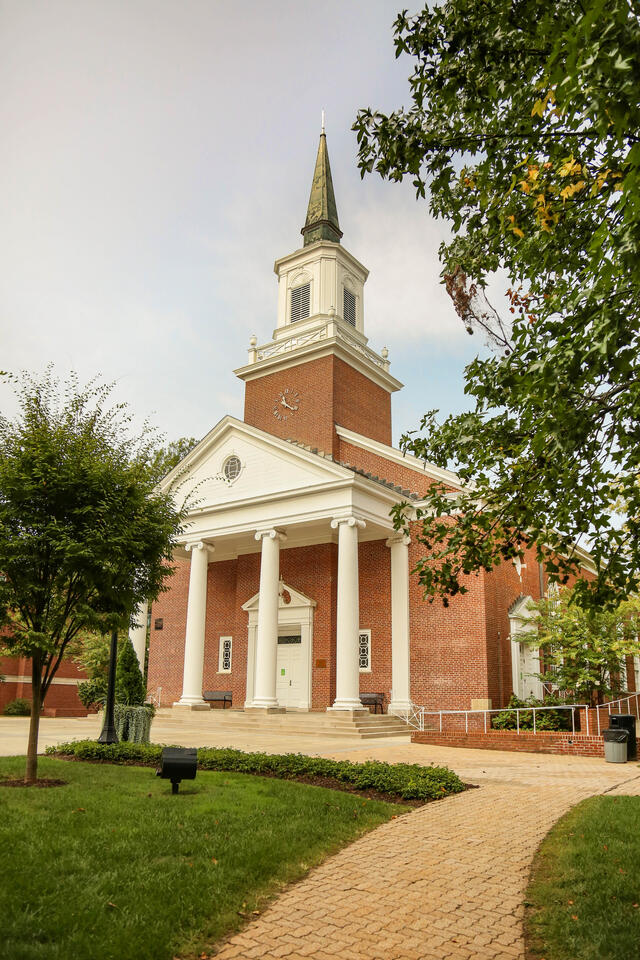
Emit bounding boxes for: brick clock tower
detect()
[234,126,402,459]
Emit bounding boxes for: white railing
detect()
[256,326,328,361]
[392,702,424,731]
[592,691,640,736]
[415,703,589,736]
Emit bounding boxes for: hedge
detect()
[46,740,466,802]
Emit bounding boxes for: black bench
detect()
[360,692,385,714]
[203,690,232,709]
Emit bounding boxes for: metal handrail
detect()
[591,691,640,736]
[417,702,589,737]
[413,691,640,739]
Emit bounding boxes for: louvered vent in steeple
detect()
[343,288,356,327]
[290,283,310,322]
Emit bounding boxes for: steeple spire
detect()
[301,118,343,246]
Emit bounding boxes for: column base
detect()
[245,705,286,715]
[327,700,366,713]
[388,699,413,717]
[172,700,210,711]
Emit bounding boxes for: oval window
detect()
[223,455,242,482]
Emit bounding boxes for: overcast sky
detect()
[0,0,485,448]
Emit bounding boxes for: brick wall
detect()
[147,559,190,705]
[243,355,392,456]
[412,729,605,757]
[408,533,492,710]
[336,439,446,498]
[0,653,88,715]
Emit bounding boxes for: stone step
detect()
[153,707,410,740]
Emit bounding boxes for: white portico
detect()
[163,415,413,714]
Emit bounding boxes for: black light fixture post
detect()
[98,627,119,744]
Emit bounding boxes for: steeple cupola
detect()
[235,126,402,454]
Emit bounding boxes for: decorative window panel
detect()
[358,630,371,672]
[218,636,232,673]
[290,283,310,322]
[343,288,356,327]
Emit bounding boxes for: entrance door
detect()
[519,643,542,699]
[276,634,302,708]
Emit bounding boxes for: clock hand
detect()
[280,398,294,410]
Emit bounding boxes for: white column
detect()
[329,515,365,711]
[251,529,286,710]
[129,600,148,673]
[386,535,412,715]
[176,541,213,708]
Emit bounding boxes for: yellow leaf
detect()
[512,226,525,239]
[519,180,531,194]
[531,100,544,118]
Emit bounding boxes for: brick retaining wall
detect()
[412,729,605,757]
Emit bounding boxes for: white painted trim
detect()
[274,240,369,282]
[234,337,402,395]
[335,424,463,490]
[2,675,81,686]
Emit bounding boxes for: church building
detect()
[144,130,595,716]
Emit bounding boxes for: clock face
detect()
[273,388,301,421]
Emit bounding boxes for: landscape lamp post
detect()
[97,627,119,744]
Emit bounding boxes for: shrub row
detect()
[47,740,466,802]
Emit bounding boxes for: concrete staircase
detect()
[155,708,410,740]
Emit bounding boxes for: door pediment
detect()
[242,580,317,612]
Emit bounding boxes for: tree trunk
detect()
[25,659,43,784]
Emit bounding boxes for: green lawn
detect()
[0,756,399,960]
[525,795,640,960]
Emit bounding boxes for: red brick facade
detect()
[244,355,392,456]
[0,654,88,716]
[148,324,590,714]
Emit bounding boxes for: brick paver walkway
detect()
[5,716,638,959]
[211,745,640,960]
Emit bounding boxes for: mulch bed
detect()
[51,753,473,806]
[0,778,67,788]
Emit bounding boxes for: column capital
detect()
[185,540,215,557]
[385,533,411,548]
[330,515,366,531]
[254,528,287,543]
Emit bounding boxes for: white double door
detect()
[276,633,303,707]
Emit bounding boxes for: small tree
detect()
[115,636,146,706]
[0,370,187,783]
[525,589,640,705]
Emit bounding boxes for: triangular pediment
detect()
[508,594,537,622]
[242,580,317,612]
[160,416,352,512]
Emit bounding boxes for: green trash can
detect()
[603,728,628,763]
